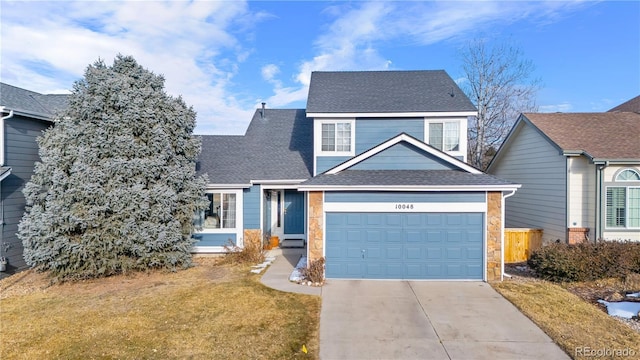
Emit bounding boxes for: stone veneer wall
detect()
[486,191,503,282]
[243,229,262,248]
[307,191,324,266]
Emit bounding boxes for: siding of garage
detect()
[322,191,486,280]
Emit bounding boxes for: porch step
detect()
[279,239,305,248]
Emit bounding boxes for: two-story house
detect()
[0,83,67,278]
[197,70,520,281]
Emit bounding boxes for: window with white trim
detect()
[428,122,459,151]
[195,192,237,229]
[322,122,352,152]
[606,169,640,229]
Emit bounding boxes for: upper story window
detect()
[428,122,459,151]
[315,119,355,156]
[322,122,351,152]
[606,168,640,229]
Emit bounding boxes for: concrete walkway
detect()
[320,280,569,360]
[260,251,567,359]
[260,247,321,296]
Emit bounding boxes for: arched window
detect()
[606,168,640,228]
[615,169,640,181]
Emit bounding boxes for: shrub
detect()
[528,241,640,282]
[222,231,266,265]
[301,258,325,284]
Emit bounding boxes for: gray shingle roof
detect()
[306,70,476,114]
[197,109,313,184]
[300,170,516,187]
[1,82,69,118]
[523,112,640,160]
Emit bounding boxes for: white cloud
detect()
[0,0,257,134]
[539,102,573,113]
[261,64,280,82]
[1,0,595,134]
[261,1,592,110]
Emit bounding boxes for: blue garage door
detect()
[325,213,484,280]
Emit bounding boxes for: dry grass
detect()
[0,258,320,359]
[493,279,640,360]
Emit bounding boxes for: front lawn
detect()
[0,258,320,359]
[493,279,640,360]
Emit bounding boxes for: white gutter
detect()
[205,183,252,189]
[501,189,518,281]
[298,184,522,192]
[1,107,15,166]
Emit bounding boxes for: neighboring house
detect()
[197,70,520,281]
[487,103,640,244]
[0,83,67,278]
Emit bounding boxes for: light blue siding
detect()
[325,191,485,203]
[355,118,424,153]
[193,233,237,247]
[243,185,261,229]
[325,212,484,279]
[350,142,458,170]
[316,156,351,174]
[284,190,305,234]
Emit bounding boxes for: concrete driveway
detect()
[320,281,569,360]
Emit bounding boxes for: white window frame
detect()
[425,119,460,152]
[605,185,640,229]
[196,189,243,234]
[314,118,355,156]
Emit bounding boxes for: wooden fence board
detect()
[504,228,543,263]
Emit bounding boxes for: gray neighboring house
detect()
[197,70,521,281]
[487,97,640,244]
[0,83,68,278]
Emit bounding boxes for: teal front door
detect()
[284,190,305,235]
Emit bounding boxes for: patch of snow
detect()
[289,256,307,282]
[598,300,640,319]
[250,257,276,274]
[626,292,640,298]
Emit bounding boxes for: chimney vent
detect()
[261,102,266,119]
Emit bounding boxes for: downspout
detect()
[501,189,517,280]
[0,107,15,166]
[595,161,609,242]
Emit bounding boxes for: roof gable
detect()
[326,133,481,175]
[521,112,640,160]
[306,70,476,114]
[349,142,460,171]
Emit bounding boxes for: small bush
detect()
[528,241,640,282]
[301,258,325,284]
[223,231,266,265]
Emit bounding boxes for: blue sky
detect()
[1,1,638,134]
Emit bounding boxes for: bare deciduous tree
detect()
[460,39,541,169]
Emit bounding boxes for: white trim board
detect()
[324,202,487,213]
[307,111,477,118]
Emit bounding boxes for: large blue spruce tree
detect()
[19,55,206,280]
